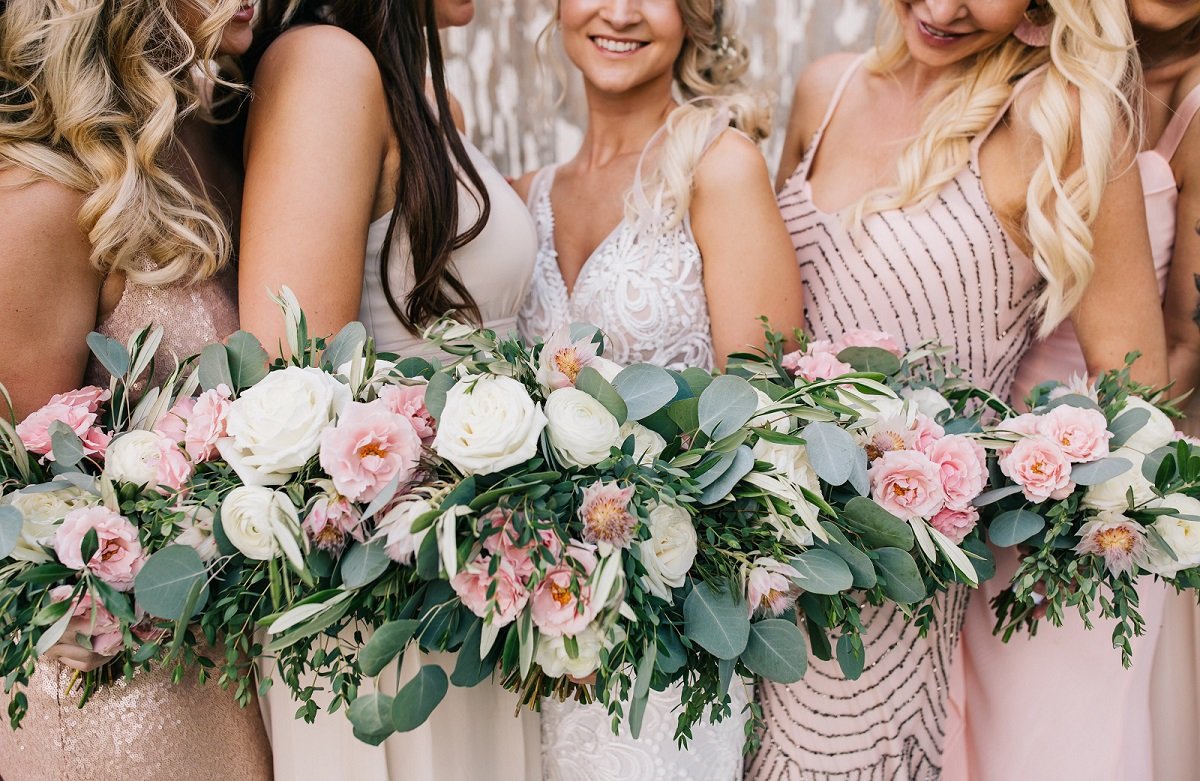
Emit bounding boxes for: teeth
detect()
[922,23,956,38]
[594,37,643,53]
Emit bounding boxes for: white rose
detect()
[216,367,351,486]
[619,421,666,465]
[2,485,98,563]
[433,375,547,475]
[220,486,307,569]
[753,389,791,434]
[1082,447,1156,512]
[337,358,397,395]
[1143,494,1200,577]
[376,497,434,564]
[544,387,622,469]
[837,390,905,429]
[535,624,624,679]
[1120,397,1176,453]
[636,501,697,600]
[901,387,952,420]
[105,430,165,487]
[590,357,623,383]
[174,504,219,562]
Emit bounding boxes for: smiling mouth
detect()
[918,20,971,40]
[591,36,649,54]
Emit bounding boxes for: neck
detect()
[577,74,677,169]
[896,58,962,100]
[1136,19,1200,71]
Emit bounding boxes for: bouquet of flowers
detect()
[976,361,1200,665]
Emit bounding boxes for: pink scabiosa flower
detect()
[578,482,637,552]
[1037,405,1111,463]
[452,555,529,627]
[530,546,598,637]
[304,491,364,552]
[868,449,946,521]
[378,384,436,443]
[929,506,980,544]
[745,558,802,618]
[998,436,1074,503]
[1074,512,1149,577]
[17,387,112,462]
[924,435,988,510]
[536,329,601,390]
[54,506,145,591]
[49,586,124,657]
[319,401,422,503]
[831,329,902,356]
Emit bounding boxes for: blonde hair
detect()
[856,0,1140,336]
[0,0,243,287]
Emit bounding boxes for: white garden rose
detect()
[535,624,624,678]
[1143,494,1200,577]
[901,387,952,420]
[1081,447,1156,512]
[105,430,165,487]
[619,421,666,465]
[2,485,97,563]
[216,367,351,486]
[1120,397,1176,453]
[433,375,546,475]
[544,387,622,469]
[376,497,434,564]
[636,501,697,600]
[220,486,307,568]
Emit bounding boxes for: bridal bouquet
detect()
[976,362,1200,665]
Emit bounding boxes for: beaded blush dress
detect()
[746,57,1044,781]
[0,265,273,781]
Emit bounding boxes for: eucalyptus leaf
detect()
[698,446,755,504]
[392,665,449,732]
[816,522,876,588]
[225,331,270,390]
[576,367,628,425]
[697,375,759,440]
[683,581,751,659]
[972,484,1024,507]
[848,447,870,496]
[988,509,1046,547]
[1044,393,1102,412]
[802,422,858,486]
[197,343,233,392]
[134,545,209,620]
[612,364,677,421]
[681,367,714,396]
[323,321,369,372]
[1143,446,1176,485]
[361,619,420,677]
[340,540,392,590]
[837,346,901,375]
[789,549,854,595]
[667,398,700,433]
[0,506,22,558]
[348,692,396,741]
[86,333,130,378]
[48,422,85,468]
[741,619,807,683]
[1108,407,1151,449]
[717,656,737,699]
[424,371,456,421]
[835,633,866,680]
[34,604,75,657]
[1071,456,1133,487]
[873,547,926,604]
[451,619,500,688]
[841,497,916,550]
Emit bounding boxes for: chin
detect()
[218,27,254,57]
[436,0,476,29]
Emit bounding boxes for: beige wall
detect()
[443,0,880,178]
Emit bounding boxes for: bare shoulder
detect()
[791,53,862,119]
[695,129,770,193]
[0,168,86,247]
[255,24,383,96]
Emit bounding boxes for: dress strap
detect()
[525,165,558,210]
[1154,82,1200,161]
[794,54,867,182]
[970,65,1050,153]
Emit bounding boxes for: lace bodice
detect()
[517,165,715,372]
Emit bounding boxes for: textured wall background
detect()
[443,0,880,178]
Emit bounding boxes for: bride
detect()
[516,0,804,777]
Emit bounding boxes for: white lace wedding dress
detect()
[518,163,749,781]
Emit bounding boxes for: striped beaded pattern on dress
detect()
[745,57,1043,781]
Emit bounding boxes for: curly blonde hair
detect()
[855,0,1141,336]
[0,0,243,287]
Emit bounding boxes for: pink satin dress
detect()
[943,85,1200,781]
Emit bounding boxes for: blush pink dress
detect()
[943,85,1200,781]
[746,57,1044,781]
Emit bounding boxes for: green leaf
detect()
[224,331,270,390]
[628,641,658,739]
[34,602,75,656]
[424,371,456,421]
[1109,407,1151,448]
[962,536,996,582]
[816,522,876,589]
[392,665,449,732]
[683,580,751,659]
[396,357,435,379]
[741,619,807,683]
[361,474,403,522]
[197,343,233,392]
[451,619,499,688]
[657,630,688,676]
[1044,393,1102,412]
[361,619,420,677]
[33,597,72,627]
[134,545,209,620]
[416,526,441,580]
[0,505,23,558]
[873,548,926,604]
[680,367,713,396]
[86,332,130,378]
[972,485,1024,507]
[837,346,901,375]
[835,633,865,680]
[612,364,678,421]
[1143,446,1176,485]
[80,527,99,568]
[987,509,1046,547]
[323,321,369,372]
[89,577,136,623]
[16,563,77,586]
[347,692,396,741]
[263,597,354,653]
[802,422,858,486]
[1071,456,1133,487]
[667,398,700,433]
[698,375,760,440]
[717,656,737,699]
[340,541,392,589]
[698,445,755,504]
[841,497,916,550]
[788,549,854,595]
[49,422,85,468]
[575,367,628,425]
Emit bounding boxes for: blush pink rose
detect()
[787,350,854,382]
[832,329,902,356]
[184,386,232,462]
[303,494,364,552]
[318,401,422,503]
[907,414,946,452]
[1036,405,1111,463]
[869,449,946,520]
[17,387,112,462]
[452,555,529,627]
[929,506,980,544]
[998,435,1074,503]
[54,506,144,591]
[49,586,124,657]
[154,397,196,444]
[154,439,194,493]
[924,435,988,510]
[997,413,1042,438]
[378,384,436,442]
[531,555,597,637]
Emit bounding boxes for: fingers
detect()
[1031,583,1048,620]
[44,641,114,672]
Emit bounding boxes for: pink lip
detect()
[232,4,255,23]
[914,19,972,47]
[589,36,649,57]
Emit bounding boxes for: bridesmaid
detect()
[748,1,1168,779]
[951,2,1200,779]
[0,1,272,779]
[236,1,540,779]
[516,0,803,778]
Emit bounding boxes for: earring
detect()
[1014,1,1053,48]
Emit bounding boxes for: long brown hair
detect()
[254,0,489,329]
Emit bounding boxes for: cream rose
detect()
[535,624,624,678]
[544,387,622,469]
[105,430,166,487]
[220,486,307,569]
[1081,447,1156,512]
[752,438,822,524]
[636,501,697,600]
[1120,397,1176,453]
[1143,494,1200,577]
[216,367,351,486]
[901,387,952,420]
[2,485,98,563]
[619,421,667,465]
[433,375,547,475]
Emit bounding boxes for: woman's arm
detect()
[238,25,390,353]
[691,132,805,367]
[774,53,860,192]
[1163,117,1200,397]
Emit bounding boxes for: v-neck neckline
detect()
[541,165,628,300]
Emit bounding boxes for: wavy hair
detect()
[0,0,243,286]
[855,0,1141,336]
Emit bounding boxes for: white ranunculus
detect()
[216,367,351,486]
[544,387,622,469]
[535,623,624,678]
[174,504,218,562]
[105,430,164,487]
[751,438,823,529]
[2,485,98,563]
[1143,494,1200,577]
[619,421,667,465]
[221,486,307,568]
[1081,447,1156,512]
[901,387,952,420]
[753,389,791,434]
[433,375,547,475]
[1120,397,1176,453]
[376,497,434,564]
[637,501,697,600]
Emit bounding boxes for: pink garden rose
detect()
[304,494,364,552]
[929,506,980,544]
[17,387,112,462]
[184,386,233,461]
[746,557,802,618]
[831,329,902,356]
[318,401,422,503]
[907,414,946,453]
[578,482,637,551]
[1037,405,1110,463]
[378,384,436,442]
[869,449,946,520]
[48,586,123,657]
[154,438,194,492]
[530,546,598,637]
[54,506,145,591]
[452,555,529,627]
[998,435,1074,503]
[154,397,196,444]
[785,349,854,382]
[924,435,988,510]
[996,413,1042,439]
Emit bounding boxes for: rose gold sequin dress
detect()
[0,266,273,781]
